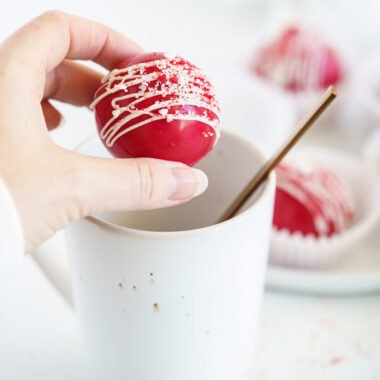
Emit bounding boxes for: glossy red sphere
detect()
[252,25,343,92]
[91,52,221,166]
[273,160,353,237]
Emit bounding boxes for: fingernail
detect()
[169,167,208,201]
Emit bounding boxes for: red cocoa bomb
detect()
[251,25,343,93]
[273,159,354,237]
[91,52,221,166]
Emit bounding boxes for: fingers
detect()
[41,100,63,130]
[69,154,208,217]
[44,60,102,106]
[0,11,143,97]
[9,10,143,70]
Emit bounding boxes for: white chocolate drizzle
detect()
[90,55,221,148]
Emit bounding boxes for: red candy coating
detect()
[252,26,343,92]
[273,160,354,237]
[91,52,221,166]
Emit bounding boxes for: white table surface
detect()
[1,0,380,379]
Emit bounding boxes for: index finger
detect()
[0,11,143,95]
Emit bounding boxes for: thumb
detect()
[72,154,208,216]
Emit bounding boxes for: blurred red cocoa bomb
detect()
[91,52,221,166]
[251,25,343,93]
[273,159,354,238]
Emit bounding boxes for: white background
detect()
[1,1,380,379]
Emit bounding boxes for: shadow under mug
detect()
[35,130,276,380]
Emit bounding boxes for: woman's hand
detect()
[0,11,208,252]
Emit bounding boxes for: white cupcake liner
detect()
[269,147,380,269]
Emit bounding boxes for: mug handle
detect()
[32,232,73,306]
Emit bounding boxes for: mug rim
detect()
[76,131,276,239]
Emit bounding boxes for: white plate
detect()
[265,223,380,296]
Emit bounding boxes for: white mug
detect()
[34,130,275,380]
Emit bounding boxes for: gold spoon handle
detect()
[217,85,337,223]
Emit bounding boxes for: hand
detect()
[0,11,208,253]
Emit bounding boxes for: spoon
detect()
[217,85,337,223]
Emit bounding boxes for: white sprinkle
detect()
[159,108,168,116]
